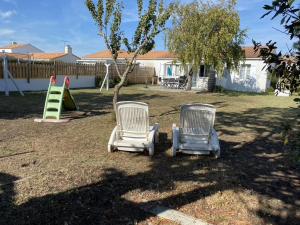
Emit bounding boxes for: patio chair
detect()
[172,104,220,158]
[108,101,160,156]
[178,76,188,89]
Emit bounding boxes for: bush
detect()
[215,85,225,93]
[95,76,128,88]
[269,72,279,89]
[267,87,275,93]
[95,76,104,87]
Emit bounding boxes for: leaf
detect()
[261,10,272,19]
[263,5,274,10]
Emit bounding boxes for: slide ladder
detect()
[43,76,77,120]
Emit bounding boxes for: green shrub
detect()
[267,87,275,93]
[269,72,279,89]
[95,76,104,87]
[215,85,225,93]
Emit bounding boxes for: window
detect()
[199,65,205,77]
[240,64,251,80]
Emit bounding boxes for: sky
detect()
[0,0,297,57]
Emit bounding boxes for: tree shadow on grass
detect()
[0,91,167,120]
[0,106,299,225]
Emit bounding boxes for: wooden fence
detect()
[0,60,2,80]
[108,64,156,84]
[0,59,156,85]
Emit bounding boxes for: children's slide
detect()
[63,88,77,111]
[34,76,78,123]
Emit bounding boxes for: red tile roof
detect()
[0,52,31,60]
[0,43,28,49]
[32,53,68,60]
[243,47,262,58]
[0,52,80,61]
[84,50,177,60]
[84,47,263,60]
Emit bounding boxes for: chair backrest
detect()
[116,101,149,138]
[180,104,216,142]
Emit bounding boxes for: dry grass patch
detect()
[0,86,299,225]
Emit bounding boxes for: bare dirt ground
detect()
[0,86,299,225]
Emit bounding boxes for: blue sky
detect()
[0,0,296,57]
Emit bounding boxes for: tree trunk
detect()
[186,68,193,91]
[113,84,121,113]
[112,71,129,120]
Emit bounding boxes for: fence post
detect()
[27,61,31,83]
[76,63,79,79]
[3,56,9,96]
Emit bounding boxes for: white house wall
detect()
[0,75,95,92]
[217,59,268,93]
[58,54,80,63]
[136,59,176,77]
[0,49,12,53]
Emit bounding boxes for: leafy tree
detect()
[166,0,246,90]
[253,0,300,93]
[86,0,173,112]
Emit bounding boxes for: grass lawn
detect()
[0,85,299,225]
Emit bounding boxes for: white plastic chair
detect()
[172,104,220,158]
[108,101,159,156]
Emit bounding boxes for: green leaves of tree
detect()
[255,0,300,93]
[86,0,173,112]
[166,0,245,73]
[86,0,172,56]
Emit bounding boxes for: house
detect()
[0,42,80,63]
[217,47,270,93]
[80,50,178,76]
[0,52,31,60]
[0,42,43,54]
[81,47,269,92]
[31,45,80,63]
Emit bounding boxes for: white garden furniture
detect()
[172,104,220,158]
[108,101,159,156]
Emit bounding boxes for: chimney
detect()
[64,45,72,54]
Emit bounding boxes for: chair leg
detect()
[148,143,154,156]
[172,145,177,157]
[107,144,113,153]
[213,148,221,159]
[108,126,117,153]
[172,124,179,157]
[155,131,159,144]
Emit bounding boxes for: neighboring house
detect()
[217,47,269,93]
[0,52,31,60]
[31,45,80,63]
[0,42,43,54]
[0,43,80,63]
[81,47,269,92]
[80,50,178,76]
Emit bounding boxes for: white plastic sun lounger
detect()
[172,104,220,158]
[108,101,159,156]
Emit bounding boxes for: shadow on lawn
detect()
[0,91,167,120]
[0,106,299,225]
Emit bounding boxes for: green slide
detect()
[63,89,77,111]
[43,76,78,120]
